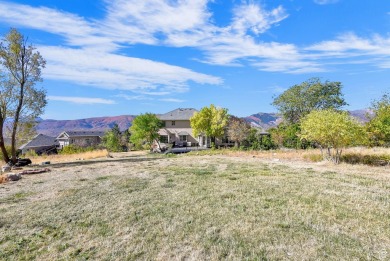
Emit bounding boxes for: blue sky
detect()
[0,0,389,120]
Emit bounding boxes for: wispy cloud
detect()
[39,46,222,93]
[48,96,116,104]
[305,33,390,69]
[313,0,339,5]
[1,0,389,79]
[0,0,222,95]
[115,94,153,101]
[159,98,185,103]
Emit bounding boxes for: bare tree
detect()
[227,116,251,148]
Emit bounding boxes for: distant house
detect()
[56,131,106,149]
[19,134,58,155]
[158,108,213,148]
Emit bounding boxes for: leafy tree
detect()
[243,128,276,150]
[111,123,121,137]
[121,129,131,150]
[227,116,251,148]
[102,124,123,152]
[0,28,46,163]
[366,93,390,147]
[272,78,347,124]
[129,113,163,150]
[269,123,310,149]
[300,109,366,164]
[190,104,229,145]
[5,119,37,147]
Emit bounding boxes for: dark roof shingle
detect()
[64,131,106,137]
[158,108,198,120]
[19,134,58,149]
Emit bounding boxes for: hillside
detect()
[36,115,136,136]
[244,109,370,130]
[244,112,282,130]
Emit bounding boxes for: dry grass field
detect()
[28,149,111,164]
[1,151,390,260]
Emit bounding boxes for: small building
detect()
[19,134,58,155]
[56,131,106,149]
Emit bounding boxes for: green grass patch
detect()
[0,192,32,204]
[95,176,111,181]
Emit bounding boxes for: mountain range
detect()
[36,115,136,136]
[36,110,370,137]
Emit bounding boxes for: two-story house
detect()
[158,108,211,148]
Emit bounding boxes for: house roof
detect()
[57,131,106,139]
[158,108,198,121]
[19,134,58,150]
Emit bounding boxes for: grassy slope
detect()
[0,154,389,260]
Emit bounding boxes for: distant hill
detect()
[243,109,371,130]
[349,109,372,123]
[36,115,136,136]
[243,112,282,130]
[35,110,371,136]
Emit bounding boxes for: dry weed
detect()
[29,149,109,164]
[0,174,6,184]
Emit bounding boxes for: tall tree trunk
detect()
[155,139,162,151]
[0,119,10,163]
[10,45,26,163]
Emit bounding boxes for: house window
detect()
[159,135,168,143]
[179,135,187,142]
[172,121,175,126]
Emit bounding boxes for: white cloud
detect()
[48,96,116,104]
[0,0,222,95]
[0,1,117,51]
[306,33,379,53]
[305,33,390,69]
[158,98,185,103]
[115,94,153,101]
[1,0,389,77]
[102,0,211,39]
[230,4,287,35]
[254,59,324,74]
[313,0,339,5]
[39,46,222,92]
[0,1,304,73]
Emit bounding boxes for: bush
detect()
[24,149,38,157]
[59,145,95,155]
[242,129,277,150]
[341,153,390,166]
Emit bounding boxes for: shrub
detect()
[24,149,38,157]
[300,109,366,164]
[59,145,95,155]
[341,153,390,166]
